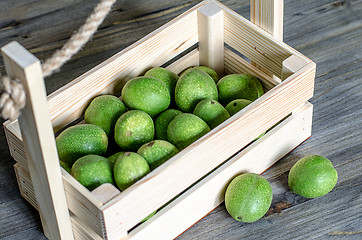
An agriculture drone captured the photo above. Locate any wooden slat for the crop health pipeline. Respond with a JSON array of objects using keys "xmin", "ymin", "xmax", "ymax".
[
  {"xmin": 165, "ymin": 49, "xmax": 199, "ymax": 74},
  {"xmin": 127, "ymin": 102, "xmax": 313, "ymax": 240},
  {"xmin": 46, "ymin": 1, "xmax": 206, "ymax": 133},
  {"xmin": 213, "ymin": 1, "xmax": 310, "ymax": 79},
  {"xmin": 61, "ymin": 169, "xmax": 105, "ymax": 237},
  {"xmin": 224, "ymin": 48, "xmax": 278, "ymax": 90},
  {"xmin": 250, "ymin": 0, "xmax": 284, "ymax": 41},
  {"xmin": 100, "ymin": 62, "xmax": 315, "ymax": 239},
  {"xmin": 1, "ymin": 41, "xmax": 74, "ymax": 240},
  {"xmin": 197, "ymin": 1, "xmax": 224, "ymax": 76}
]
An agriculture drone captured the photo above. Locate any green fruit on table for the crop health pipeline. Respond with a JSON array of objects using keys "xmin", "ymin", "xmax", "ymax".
[
  {"xmin": 84, "ymin": 95, "xmax": 127, "ymax": 135},
  {"xmin": 167, "ymin": 113, "xmax": 210, "ymax": 150},
  {"xmin": 113, "ymin": 152, "xmax": 150, "ymax": 191},
  {"xmin": 181, "ymin": 66, "xmax": 219, "ymax": 83},
  {"xmin": 154, "ymin": 109, "xmax": 183, "ymax": 140},
  {"xmin": 225, "ymin": 173, "xmax": 272, "ymax": 223},
  {"xmin": 56, "ymin": 124, "xmax": 108, "ymax": 166},
  {"xmin": 137, "ymin": 140, "xmax": 179, "ymax": 170},
  {"xmin": 193, "ymin": 99, "xmax": 230, "ymax": 129},
  {"xmin": 144, "ymin": 67, "xmax": 178, "ymax": 103},
  {"xmin": 288, "ymin": 155, "xmax": 338, "ymax": 198},
  {"xmin": 71, "ymin": 155, "xmax": 114, "ymax": 191},
  {"xmin": 107, "ymin": 151, "xmax": 125, "ymax": 168},
  {"xmin": 175, "ymin": 68, "xmax": 218, "ymax": 112},
  {"xmin": 225, "ymin": 99, "xmax": 252, "ymax": 116},
  {"xmin": 121, "ymin": 76, "xmax": 170, "ymax": 117},
  {"xmin": 217, "ymin": 74, "xmax": 264, "ymax": 106},
  {"xmin": 114, "ymin": 110, "xmax": 154, "ymax": 151}
]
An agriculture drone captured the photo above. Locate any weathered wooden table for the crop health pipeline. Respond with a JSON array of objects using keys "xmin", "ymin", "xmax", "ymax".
[{"xmin": 1, "ymin": 0, "xmax": 361, "ymax": 239}]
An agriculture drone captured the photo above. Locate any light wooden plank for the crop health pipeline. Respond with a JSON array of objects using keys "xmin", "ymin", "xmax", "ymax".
[
  {"xmin": 1, "ymin": 41, "xmax": 73, "ymax": 240},
  {"xmin": 250, "ymin": 0, "xmax": 284, "ymax": 41},
  {"xmin": 197, "ymin": 1, "xmax": 224, "ymax": 76},
  {"xmin": 46, "ymin": 1, "xmax": 207, "ymax": 133},
  {"xmin": 100, "ymin": 62, "xmax": 315, "ymax": 239},
  {"xmin": 91, "ymin": 183, "xmax": 121, "ymax": 205},
  {"xmin": 281, "ymin": 55, "xmax": 309, "ymax": 80},
  {"xmin": 127, "ymin": 102, "xmax": 313, "ymax": 240},
  {"xmin": 165, "ymin": 49, "xmax": 199, "ymax": 74},
  {"xmin": 212, "ymin": 1, "xmax": 310, "ymax": 79},
  {"xmin": 224, "ymin": 48, "xmax": 278, "ymax": 90}
]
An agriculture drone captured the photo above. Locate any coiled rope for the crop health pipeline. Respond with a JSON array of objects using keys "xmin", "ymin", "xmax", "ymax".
[{"xmin": 0, "ymin": 0, "xmax": 116, "ymax": 121}]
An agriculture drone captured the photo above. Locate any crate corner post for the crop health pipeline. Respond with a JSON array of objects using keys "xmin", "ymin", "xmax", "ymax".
[
  {"xmin": 197, "ymin": 1, "xmax": 224, "ymax": 76},
  {"xmin": 1, "ymin": 41, "xmax": 74, "ymax": 240}
]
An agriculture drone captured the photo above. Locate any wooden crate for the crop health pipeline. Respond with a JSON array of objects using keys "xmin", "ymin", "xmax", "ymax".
[{"xmin": 2, "ymin": 1, "xmax": 316, "ymax": 239}]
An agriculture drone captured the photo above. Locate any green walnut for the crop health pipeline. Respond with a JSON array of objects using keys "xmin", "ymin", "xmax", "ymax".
[
  {"xmin": 193, "ymin": 99, "xmax": 230, "ymax": 129},
  {"xmin": 56, "ymin": 124, "xmax": 108, "ymax": 166},
  {"xmin": 217, "ymin": 74, "xmax": 264, "ymax": 106},
  {"xmin": 114, "ymin": 110, "xmax": 154, "ymax": 151},
  {"xmin": 175, "ymin": 68, "xmax": 218, "ymax": 112},
  {"xmin": 288, "ymin": 155, "xmax": 338, "ymax": 198},
  {"xmin": 71, "ymin": 154, "xmax": 114, "ymax": 191},
  {"xmin": 167, "ymin": 113, "xmax": 210, "ymax": 150},
  {"xmin": 121, "ymin": 76, "xmax": 170, "ymax": 117},
  {"xmin": 84, "ymin": 95, "xmax": 126, "ymax": 135},
  {"xmin": 225, "ymin": 173, "xmax": 272, "ymax": 223},
  {"xmin": 113, "ymin": 152, "xmax": 150, "ymax": 191}
]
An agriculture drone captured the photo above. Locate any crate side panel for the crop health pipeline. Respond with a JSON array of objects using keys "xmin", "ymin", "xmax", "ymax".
[
  {"xmin": 14, "ymin": 164, "xmax": 103, "ymax": 240},
  {"xmin": 101, "ymin": 63, "xmax": 316, "ymax": 238},
  {"xmin": 224, "ymin": 48, "xmax": 278, "ymax": 90},
  {"xmin": 128, "ymin": 102, "xmax": 313, "ymax": 240},
  {"xmin": 10, "ymin": 137, "xmax": 104, "ymax": 236},
  {"xmin": 165, "ymin": 49, "xmax": 199, "ymax": 74},
  {"xmin": 217, "ymin": 1, "xmax": 310, "ymax": 79},
  {"xmin": 47, "ymin": 6, "xmax": 200, "ymax": 132}
]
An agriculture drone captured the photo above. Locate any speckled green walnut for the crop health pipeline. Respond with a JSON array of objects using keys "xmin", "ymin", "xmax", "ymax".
[
  {"xmin": 114, "ymin": 110, "xmax": 154, "ymax": 151},
  {"xmin": 71, "ymin": 155, "xmax": 114, "ymax": 191},
  {"xmin": 144, "ymin": 67, "xmax": 179, "ymax": 103},
  {"xmin": 193, "ymin": 99, "xmax": 230, "ymax": 129},
  {"xmin": 288, "ymin": 155, "xmax": 338, "ymax": 198},
  {"xmin": 217, "ymin": 74, "xmax": 264, "ymax": 106},
  {"xmin": 137, "ymin": 140, "xmax": 179, "ymax": 170},
  {"xmin": 121, "ymin": 76, "xmax": 170, "ymax": 117},
  {"xmin": 154, "ymin": 109, "xmax": 183, "ymax": 140},
  {"xmin": 225, "ymin": 173, "xmax": 272, "ymax": 223},
  {"xmin": 56, "ymin": 124, "xmax": 108, "ymax": 166},
  {"xmin": 113, "ymin": 152, "xmax": 150, "ymax": 191},
  {"xmin": 175, "ymin": 68, "xmax": 218, "ymax": 112},
  {"xmin": 167, "ymin": 113, "xmax": 210, "ymax": 150},
  {"xmin": 84, "ymin": 95, "xmax": 127, "ymax": 135},
  {"xmin": 225, "ymin": 99, "xmax": 252, "ymax": 116},
  {"xmin": 181, "ymin": 66, "xmax": 219, "ymax": 83}
]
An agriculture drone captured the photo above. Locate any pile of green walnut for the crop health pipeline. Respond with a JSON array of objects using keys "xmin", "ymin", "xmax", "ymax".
[{"xmin": 56, "ymin": 66, "xmax": 264, "ymax": 192}]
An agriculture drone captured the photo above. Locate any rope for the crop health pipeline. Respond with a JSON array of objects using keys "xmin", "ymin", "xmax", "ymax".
[{"xmin": 0, "ymin": 0, "xmax": 116, "ymax": 121}]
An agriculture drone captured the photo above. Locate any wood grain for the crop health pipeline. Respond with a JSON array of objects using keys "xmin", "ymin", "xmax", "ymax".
[
  {"xmin": 2, "ymin": 42, "xmax": 73, "ymax": 240},
  {"xmin": 0, "ymin": 0, "xmax": 361, "ymax": 240},
  {"xmin": 197, "ymin": 1, "xmax": 225, "ymax": 76}
]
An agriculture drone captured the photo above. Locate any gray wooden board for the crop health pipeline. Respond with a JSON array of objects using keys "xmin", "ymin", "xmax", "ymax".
[{"xmin": 0, "ymin": 0, "xmax": 361, "ymax": 239}]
